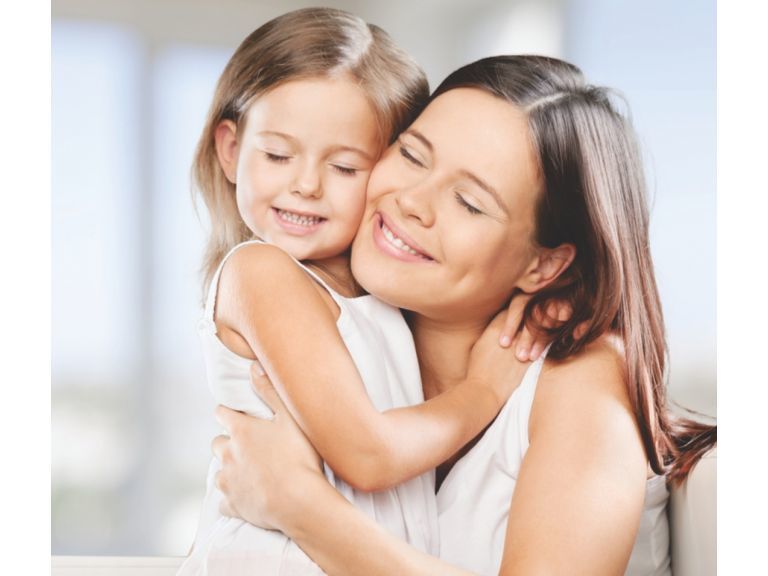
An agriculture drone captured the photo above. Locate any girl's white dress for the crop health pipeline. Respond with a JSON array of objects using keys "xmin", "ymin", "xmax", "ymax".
[
  {"xmin": 178, "ymin": 241, "xmax": 438, "ymax": 575},
  {"xmin": 436, "ymin": 350, "xmax": 672, "ymax": 576}
]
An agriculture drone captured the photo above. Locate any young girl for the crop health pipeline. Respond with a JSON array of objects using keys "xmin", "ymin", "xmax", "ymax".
[{"xmin": 178, "ymin": 8, "xmax": 530, "ymax": 575}]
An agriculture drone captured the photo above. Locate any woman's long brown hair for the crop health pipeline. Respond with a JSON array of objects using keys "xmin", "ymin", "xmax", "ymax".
[{"xmin": 432, "ymin": 55, "xmax": 715, "ymax": 483}]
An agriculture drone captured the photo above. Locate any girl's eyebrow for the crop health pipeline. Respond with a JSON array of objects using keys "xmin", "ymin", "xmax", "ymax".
[
  {"xmin": 257, "ymin": 130, "xmax": 297, "ymax": 143},
  {"xmin": 328, "ymin": 145, "xmax": 375, "ymax": 162}
]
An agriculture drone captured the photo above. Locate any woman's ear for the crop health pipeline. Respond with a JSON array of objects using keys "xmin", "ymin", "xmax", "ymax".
[
  {"xmin": 215, "ymin": 120, "xmax": 239, "ymax": 184},
  {"xmin": 516, "ymin": 243, "xmax": 576, "ymax": 293}
]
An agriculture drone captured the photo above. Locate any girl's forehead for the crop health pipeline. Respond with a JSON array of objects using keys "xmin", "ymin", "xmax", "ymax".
[{"xmin": 242, "ymin": 77, "xmax": 382, "ymax": 148}]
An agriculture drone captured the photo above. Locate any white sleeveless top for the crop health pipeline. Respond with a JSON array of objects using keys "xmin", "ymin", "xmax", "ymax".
[
  {"xmin": 178, "ymin": 241, "xmax": 439, "ymax": 576},
  {"xmin": 437, "ymin": 351, "xmax": 671, "ymax": 576}
]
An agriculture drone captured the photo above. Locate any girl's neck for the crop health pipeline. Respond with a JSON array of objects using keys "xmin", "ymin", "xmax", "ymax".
[
  {"xmin": 405, "ymin": 311, "xmax": 491, "ymax": 400},
  {"xmin": 304, "ymin": 251, "xmax": 365, "ymax": 298}
]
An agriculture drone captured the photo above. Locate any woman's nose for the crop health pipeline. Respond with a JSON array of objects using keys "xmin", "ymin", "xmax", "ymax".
[
  {"xmin": 291, "ymin": 162, "xmax": 322, "ymax": 199},
  {"xmin": 395, "ymin": 180, "xmax": 435, "ymax": 227}
]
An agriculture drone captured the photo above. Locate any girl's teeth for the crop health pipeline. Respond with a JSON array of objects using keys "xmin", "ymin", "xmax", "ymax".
[
  {"xmin": 382, "ymin": 223, "xmax": 421, "ymax": 256},
  {"xmin": 278, "ymin": 209, "xmax": 322, "ymax": 227}
]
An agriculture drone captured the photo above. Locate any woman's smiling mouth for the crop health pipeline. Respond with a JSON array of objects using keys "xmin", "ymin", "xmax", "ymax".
[{"xmin": 373, "ymin": 212, "xmax": 435, "ymax": 262}]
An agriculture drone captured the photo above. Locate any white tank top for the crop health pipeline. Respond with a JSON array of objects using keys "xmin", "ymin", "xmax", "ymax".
[
  {"xmin": 437, "ymin": 351, "xmax": 671, "ymax": 576},
  {"xmin": 178, "ymin": 241, "xmax": 439, "ymax": 575}
]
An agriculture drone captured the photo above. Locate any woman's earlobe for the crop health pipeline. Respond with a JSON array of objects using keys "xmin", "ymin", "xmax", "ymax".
[
  {"xmin": 215, "ymin": 120, "xmax": 239, "ymax": 184},
  {"xmin": 518, "ymin": 244, "xmax": 577, "ymax": 293}
]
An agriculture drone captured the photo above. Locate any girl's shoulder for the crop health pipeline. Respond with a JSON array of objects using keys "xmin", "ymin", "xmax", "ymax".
[
  {"xmin": 217, "ymin": 241, "xmax": 340, "ymax": 321},
  {"xmin": 221, "ymin": 242, "xmax": 318, "ymax": 292}
]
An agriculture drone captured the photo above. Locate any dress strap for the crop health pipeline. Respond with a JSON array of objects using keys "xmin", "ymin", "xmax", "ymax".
[
  {"xmin": 203, "ymin": 239, "xmax": 265, "ymax": 323},
  {"xmin": 203, "ymin": 239, "xmax": 343, "ymax": 324},
  {"xmin": 513, "ymin": 343, "xmax": 551, "ymax": 452}
]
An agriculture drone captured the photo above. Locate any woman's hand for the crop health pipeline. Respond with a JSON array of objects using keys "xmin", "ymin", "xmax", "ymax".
[{"xmin": 212, "ymin": 363, "xmax": 324, "ymax": 532}]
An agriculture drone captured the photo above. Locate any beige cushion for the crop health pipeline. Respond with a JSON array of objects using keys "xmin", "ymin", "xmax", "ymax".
[{"xmin": 669, "ymin": 446, "xmax": 717, "ymax": 576}]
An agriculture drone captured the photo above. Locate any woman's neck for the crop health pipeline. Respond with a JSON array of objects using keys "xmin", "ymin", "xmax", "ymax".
[
  {"xmin": 305, "ymin": 251, "xmax": 365, "ymax": 298},
  {"xmin": 405, "ymin": 311, "xmax": 491, "ymax": 400}
]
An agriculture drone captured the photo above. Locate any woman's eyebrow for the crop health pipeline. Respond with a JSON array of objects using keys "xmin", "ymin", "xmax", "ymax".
[
  {"xmin": 404, "ymin": 128, "xmax": 508, "ymax": 214},
  {"xmin": 403, "ymin": 129, "xmax": 433, "ymax": 152},
  {"xmin": 459, "ymin": 169, "xmax": 509, "ymax": 215}
]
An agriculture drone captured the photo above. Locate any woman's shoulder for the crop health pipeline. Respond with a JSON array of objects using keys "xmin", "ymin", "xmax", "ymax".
[
  {"xmin": 541, "ymin": 334, "xmax": 626, "ymax": 397},
  {"xmin": 530, "ymin": 334, "xmax": 639, "ymax": 446}
]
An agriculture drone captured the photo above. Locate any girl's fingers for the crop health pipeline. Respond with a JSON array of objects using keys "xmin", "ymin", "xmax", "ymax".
[
  {"xmin": 515, "ymin": 328, "xmax": 535, "ymax": 361},
  {"xmin": 529, "ymin": 341, "xmax": 545, "ymax": 361},
  {"xmin": 556, "ymin": 301, "xmax": 572, "ymax": 322},
  {"xmin": 499, "ymin": 309, "xmax": 519, "ymax": 348},
  {"xmin": 574, "ymin": 321, "xmax": 589, "ymax": 340},
  {"xmin": 499, "ymin": 294, "xmax": 531, "ymax": 347}
]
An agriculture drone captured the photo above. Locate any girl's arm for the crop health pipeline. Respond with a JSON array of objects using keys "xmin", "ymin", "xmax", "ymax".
[
  {"xmin": 215, "ymin": 243, "xmax": 526, "ymax": 491},
  {"xmin": 215, "ymin": 336, "xmax": 647, "ymax": 576},
  {"xmin": 213, "ymin": 386, "xmax": 472, "ymax": 576}
]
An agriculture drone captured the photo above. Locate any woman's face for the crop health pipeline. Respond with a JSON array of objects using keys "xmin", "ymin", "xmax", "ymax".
[{"xmin": 351, "ymin": 88, "xmax": 543, "ymax": 323}]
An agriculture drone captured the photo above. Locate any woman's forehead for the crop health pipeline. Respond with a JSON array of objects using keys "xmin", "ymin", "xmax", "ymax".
[{"xmin": 412, "ymin": 88, "xmax": 541, "ymax": 208}]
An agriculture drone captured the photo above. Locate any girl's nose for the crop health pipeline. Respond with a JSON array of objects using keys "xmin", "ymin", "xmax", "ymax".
[{"xmin": 291, "ymin": 162, "xmax": 322, "ymax": 199}]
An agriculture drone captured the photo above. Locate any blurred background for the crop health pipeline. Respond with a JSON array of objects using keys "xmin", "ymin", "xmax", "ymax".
[{"xmin": 52, "ymin": 0, "xmax": 716, "ymax": 557}]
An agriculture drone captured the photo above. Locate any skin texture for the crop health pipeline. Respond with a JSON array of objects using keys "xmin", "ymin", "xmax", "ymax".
[
  {"xmin": 214, "ymin": 88, "xmax": 648, "ymax": 575},
  {"xmin": 209, "ymin": 77, "xmax": 541, "ymax": 493}
]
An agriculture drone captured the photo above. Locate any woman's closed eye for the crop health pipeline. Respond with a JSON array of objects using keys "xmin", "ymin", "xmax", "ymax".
[
  {"xmin": 455, "ymin": 191, "xmax": 483, "ymax": 215},
  {"xmin": 398, "ymin": 144, "xmax": 425, "ymax": 168}
]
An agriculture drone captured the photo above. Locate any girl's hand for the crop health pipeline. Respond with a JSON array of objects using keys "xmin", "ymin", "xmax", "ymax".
[
  {"xmin": 212, "ymin": 363, "xmax": 324, "ymax": 531},
  {"xmin": 467, "ymin": 310, "xmax": 534, "ymax": 406},
  {"xmin": 498, "ymin": 295, "xmax": 576, "ymax": 360}
]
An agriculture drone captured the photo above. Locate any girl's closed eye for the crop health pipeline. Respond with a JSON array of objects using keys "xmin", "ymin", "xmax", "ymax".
[
  {"xmin": 330, "ymin": 164, "xmax": 359, "ymax": 176},
  {"xmin": 264, "ymin": 151, "xmax": 292, "ymax": 163},
  {"xmin": 454, "ymin": 191, "xmax": 483, "ymax": 215}
]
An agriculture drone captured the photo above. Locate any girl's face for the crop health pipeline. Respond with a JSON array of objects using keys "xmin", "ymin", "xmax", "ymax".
[
  {"xmin": 351, "ymin": 88, "xmax": 544, "ymax": 322},
  {"xmin": 218, "ymin": 76, "xmax": 382, "ymax": 261}
]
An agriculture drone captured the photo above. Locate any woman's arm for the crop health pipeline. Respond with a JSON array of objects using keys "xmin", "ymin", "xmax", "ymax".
[
  {"xmin": 498, "ymin": 338, "xmax": 647, "ymax": 574},
  {"xmin": 215, "ymin": 243, "xmax": 525, "ymax": 491},
  {"xmin": 214, "ymin": 381, "xmax": 472, "ymax": 576},
  {"xmin": 216, "ymin": 338, "xmax": 648, "ymax": 576}
]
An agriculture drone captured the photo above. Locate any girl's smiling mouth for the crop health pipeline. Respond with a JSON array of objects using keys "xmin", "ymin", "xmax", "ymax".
[{"xmin": 272, "ymin": 207, "xmax": 327, "ymax": 235}]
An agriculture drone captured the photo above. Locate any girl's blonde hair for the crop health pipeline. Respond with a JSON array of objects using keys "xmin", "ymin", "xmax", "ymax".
[{"xmin": 194, "ymin": 7, "xmax": 429, "ymax": 294}]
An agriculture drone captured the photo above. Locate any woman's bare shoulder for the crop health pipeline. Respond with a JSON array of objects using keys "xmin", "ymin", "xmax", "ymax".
[
  {"xmin": 531, "ymin": 334, "xmax": 639, "ymax": 444},
  {"xmin": 542, "ymin": 334, "xmax": 626, "ymax": 396}
]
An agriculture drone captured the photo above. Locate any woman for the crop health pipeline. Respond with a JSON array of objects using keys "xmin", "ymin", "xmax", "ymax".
[{"xmin": 213, "ymin": 55, "xmax": 716, "ymax": 575}]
